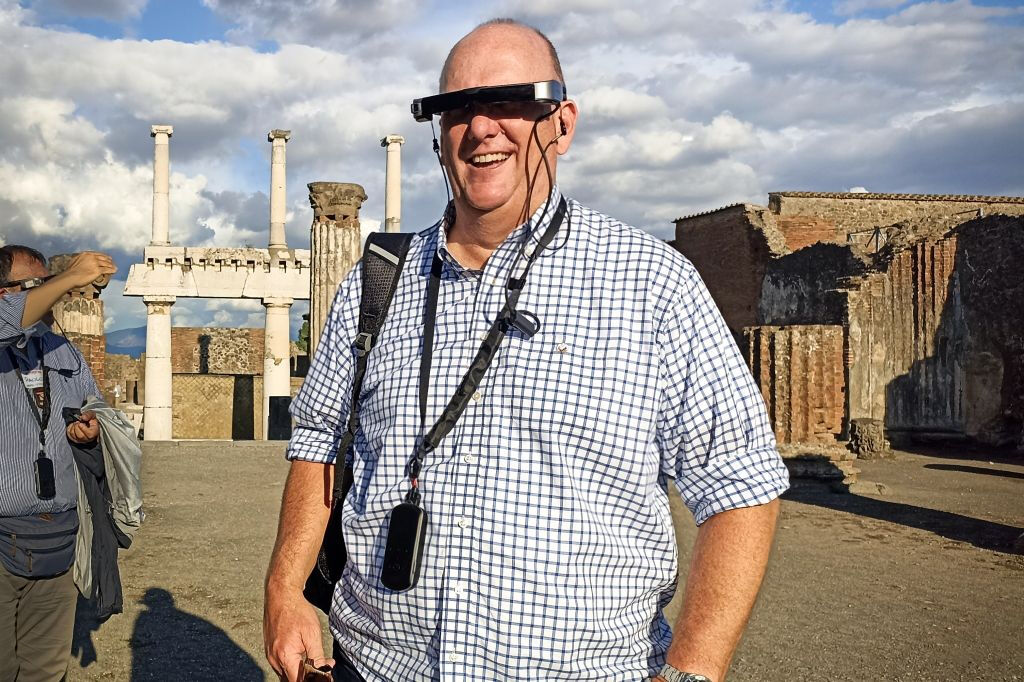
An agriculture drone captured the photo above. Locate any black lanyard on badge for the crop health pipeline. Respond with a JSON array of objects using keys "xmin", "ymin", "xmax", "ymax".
[
  {"xmin": 7, "ymin": 341, "xmax": 58, "ymax": 500},
  {"xmin": 380, "ymin": 198, "xmax": 568, "ymax": 592}
]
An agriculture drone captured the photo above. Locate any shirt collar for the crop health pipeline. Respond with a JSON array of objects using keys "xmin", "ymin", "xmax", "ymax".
[{"xmin": 435, "ymin": 185, "xmax": 564, "ymax": 276}]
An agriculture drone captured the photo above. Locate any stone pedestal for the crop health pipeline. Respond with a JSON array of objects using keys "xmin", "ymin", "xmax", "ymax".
[
  {"xmin": 150, "ymin": 125, "xmax": 173, "ymax": 246},
  {"xmin": 308, "ymin": 182, "xmax": 366, "ymax": 357},
  {"xmin": 262, "ymin": 296, "xmax": 293, "ymax": 439},
  {"xmin": 381, "ymin": 135, "xmax": 404, "ymax": 233},
  {"xmin": 143, "ymin": 295, "xmax": 175, "ymax": 440},
  {"xmin": 268, "ymin": 130, "xmax": 290, "ymax": 248}
]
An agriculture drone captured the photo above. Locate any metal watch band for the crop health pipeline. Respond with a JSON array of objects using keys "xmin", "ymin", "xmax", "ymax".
[{"xmin": 658, "ymin": 663, "xmax": 713, "ymax": 682}]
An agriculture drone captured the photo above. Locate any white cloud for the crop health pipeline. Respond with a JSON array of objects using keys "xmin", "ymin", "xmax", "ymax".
[
  {"xmin": 0, "ymin": 0, "xmax": 1021, "ymax": 332},
  {"xmin": 834, "ymin": 0, "xmax": 909, "ymax": 16}
]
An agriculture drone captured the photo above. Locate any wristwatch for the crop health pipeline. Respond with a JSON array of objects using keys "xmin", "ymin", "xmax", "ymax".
[{"xmin": 658, "ymin": 663, "xmax": 713, "ymax": 682}]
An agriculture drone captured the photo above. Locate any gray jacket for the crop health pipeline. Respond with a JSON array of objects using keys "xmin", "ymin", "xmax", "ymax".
[{"xmin": 73, "ymin": 395, "xmax": 145, "ymax": 597}]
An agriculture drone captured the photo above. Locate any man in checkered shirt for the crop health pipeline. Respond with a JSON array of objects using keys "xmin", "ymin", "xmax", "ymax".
[{"xmin": 265, "ymin": 19, "xmax": 789, "ymax": 682}]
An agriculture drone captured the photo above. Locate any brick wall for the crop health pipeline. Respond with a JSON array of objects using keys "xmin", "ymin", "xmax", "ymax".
[
  {"xmin": 171, "ymin": 327, "xmax": 263, "ymax": 375},
  {"xmin": 776, "ymin": 216, "xmax": 837, "ymax": 251},
  {"xmin": 673, "ymin": 205, "xmax": 788, "ymax": 334},
  {"xmin": 744, "ymin": 325, "xmax": 846, "ymax": 444},
  {"xmin": 769, "ymin": 193, "xmax": 1024, "ymax": 241},
  {"xmin": 62, "ymin": 331, "xmax": 106, "ymax": 391}
]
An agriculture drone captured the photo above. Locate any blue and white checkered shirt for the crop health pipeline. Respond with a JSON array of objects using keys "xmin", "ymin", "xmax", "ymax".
[{"xmin": 288, "ymin": 187, "xmax": 789, "ymax": 681}]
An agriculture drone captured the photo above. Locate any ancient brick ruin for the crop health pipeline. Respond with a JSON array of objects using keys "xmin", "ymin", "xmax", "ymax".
[{"xmin": 674, "ymin": 192, "xmax": 1024, "ymax": 470}]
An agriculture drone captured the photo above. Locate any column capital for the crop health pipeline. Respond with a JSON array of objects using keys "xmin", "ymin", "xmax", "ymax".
[
  {"xmin": 151, "ymin": 124, "xmax": 173, "ymax": 138},
  {"xmin": 308, "ymin": 182, "xmax": 367, "ymax": 219},
  {"xmin": 268, "ymin": 129, "xmax": 291, "ymax": 142},
  {"xmin": 263, "ymin": 296, "xmax": 294, "ymax": 308},
  {"xmin": 380, "ymin": 134, "xmax": 405, "ymax": 147}
]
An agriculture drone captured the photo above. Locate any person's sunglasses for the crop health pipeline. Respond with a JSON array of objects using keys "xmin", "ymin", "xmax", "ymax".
[{"xmin": 0, "ymin": 274, "xmax": 55, "ymax": 290}]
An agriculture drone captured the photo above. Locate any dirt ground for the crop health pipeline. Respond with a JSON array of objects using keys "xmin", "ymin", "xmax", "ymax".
[{"xmin": 67, "ymin": 442, "xmax": 1024, "ymax": 681}]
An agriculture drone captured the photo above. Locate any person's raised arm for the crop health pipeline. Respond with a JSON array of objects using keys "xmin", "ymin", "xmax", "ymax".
[
  {"xmin": 264, "ymin": 459, "xmax": 335, "ymax": 682},
  {"xmin": 19, "ymin": 252, "xmax": 116, "ymax": 328}
]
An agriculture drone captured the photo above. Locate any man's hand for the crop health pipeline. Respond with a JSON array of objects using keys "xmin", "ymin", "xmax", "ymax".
[
  {"xmin": 19, "ymin": 252, "xmax": 117, "ymax": 328},
  {"xmin": 263, "ymin": 461, "xmax": 336, "ymax": 681},
  {"xmin": 66, "ymin": 410, "xmax": 99, "ymax": 444},
  {"xmin": 58, "ymin": 252, "xmax": 117, "ymax": 289},
  {"xmin": 264, "ymin": 582, "xmax": 333, "ymax": 681}
]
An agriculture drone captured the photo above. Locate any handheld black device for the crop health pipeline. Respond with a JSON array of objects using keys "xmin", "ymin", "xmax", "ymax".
[
  {"xmin": 380, "ymin": 502, "xmax": 428, "ymax": 591},
  {"xmin": 35, "ymin": 454, "xmax": 56, "ymax": 500},
  {"xmin": 411, "ymin": 80, "xmax": 566, "ymax": 122}
]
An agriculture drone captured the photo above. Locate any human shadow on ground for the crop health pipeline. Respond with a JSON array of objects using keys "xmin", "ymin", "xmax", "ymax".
[
  {"xmin": 784, "ymin": 488, "xmax": 1022, "ymax": 553},
  {"xmin": 923, "ymin": 463, "xmax": 1024, "ymax": 480},
  {"xmin": 72, "ymin": 594, "xmax": 102, "ymax": 668},
  {"xmin": 129, "ymin": 587, "xmax": 264, "ymax": 681}
]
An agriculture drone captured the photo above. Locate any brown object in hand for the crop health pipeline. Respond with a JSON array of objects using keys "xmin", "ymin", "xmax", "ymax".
[{"xmin": 299, "ymin": 657, "xmax": 333, "ymax": 681}]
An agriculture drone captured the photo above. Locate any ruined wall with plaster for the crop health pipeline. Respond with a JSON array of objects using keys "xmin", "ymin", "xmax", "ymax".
[
  {"xmin": 673, "ymin": 204, "xmax": 788, "ymax": 334},
  {"xmin": 171, "ymin": 327, "xmax": 263, "ymax": 375},
  {"xmin": 744, "ymin": 325, "xmax": 846, "ymax": 444}
]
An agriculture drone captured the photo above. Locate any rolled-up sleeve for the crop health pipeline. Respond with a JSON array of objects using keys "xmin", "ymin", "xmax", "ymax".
[
  {"xmin": 286, "ymin": 268, "xmax": 361, "ymax": 464},
  {"xmin": 655, "ymin": 266, "xmax": 789, "ymax": 525},
  {"xmin": 0, "ymin": 292, "xmax": 32, "ymax": 350}
]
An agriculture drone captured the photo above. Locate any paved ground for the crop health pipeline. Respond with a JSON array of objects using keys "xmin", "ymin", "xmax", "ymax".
[{"xmin": 67, "ymin": 442, "xmax": 1024, "ymax": 681}]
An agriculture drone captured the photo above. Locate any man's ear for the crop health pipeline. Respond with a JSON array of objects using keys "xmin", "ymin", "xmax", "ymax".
[{"xmin": 555, "ymin": 100, "xmax": 578, "ymax": 155}]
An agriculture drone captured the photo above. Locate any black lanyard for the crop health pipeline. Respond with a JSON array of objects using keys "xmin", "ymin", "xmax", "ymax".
[
  {"xmin": 7, "ymin": 341, "xmax": 52, "ymax": 462},
  {"xmin": 406, "ymin": 197, "xmax": 568, "ymax": 503}
]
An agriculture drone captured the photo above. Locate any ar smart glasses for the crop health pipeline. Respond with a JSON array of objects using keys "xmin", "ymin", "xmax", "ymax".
[
  {"xmin": 411, "ymin": 80, "xmax": 567, "ymax": 122},
  {"xmin": 0, "ymin": 274, "xmax": 55, "ymax": 290}
]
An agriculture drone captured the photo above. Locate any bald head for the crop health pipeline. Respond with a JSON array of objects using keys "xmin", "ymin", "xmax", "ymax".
[{"xmin": 439, "ymin": 19, "xmax": 564, "ymax": 93}]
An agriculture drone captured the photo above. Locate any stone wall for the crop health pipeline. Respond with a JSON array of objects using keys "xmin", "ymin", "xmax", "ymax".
[
  {"xmin": 760, "ymin": 244, "xmax": 869, "ymax": 327},
  {"xmin": 171, "ymin": 327, "xmax": 263, "ymax": 375},
  {"xmin": 768, "ymin": 192, "xmax": 1024, "ymax": 242},
  {"xmin": 744, "ymin": 325, "xmax": 846, "ymax": 444},
  {"xmin": 673, "ymin": 204, "xmax": 788, "ymax": 333},
  {"xmin": 105, "ymin": 353, "xmax": 142, "ymax": 405}
]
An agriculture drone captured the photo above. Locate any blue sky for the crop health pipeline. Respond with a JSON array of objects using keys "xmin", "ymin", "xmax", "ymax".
[{"xmin": 2, "ymin": 0, "xmax": 1022, "ymax": 334}]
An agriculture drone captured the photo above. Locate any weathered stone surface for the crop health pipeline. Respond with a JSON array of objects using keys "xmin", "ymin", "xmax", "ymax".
[
  {"xmin": 308, "ymin": 182, "xmax": 366, "ymax": 357},
  {"xmin": 745, "ymin": 325, "xmax": 845, "ymax": 444},
  {"xmin": 675, "ymin": 192, "xmax": 1024, "ymax": 454},
  {"xmin": 849, "ymin": 418, "xmax": 891, "ymax": 459}
]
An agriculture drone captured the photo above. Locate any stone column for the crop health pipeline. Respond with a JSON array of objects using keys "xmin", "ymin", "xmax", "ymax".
[
  {"xmin": 150, "ymin": 125, "xmax": 173, "ymax": 246},
  {"xmin": 308, "ymin": 182, "xmax": 367, "ymax": 357},
  {"xmin": 268, "ymin": 129, "xmax": 291, "ymax": 249},
  {"xmin": 381, "ymin": 135, "xmax": 404, "ymax": 233},
  {"xmin": 261, "ymin": 296, "xmax": 293, "ymax": 439},
  {"xmin": 142, "ymin": 295, "xmax": 175, "ymax": 440},
  {"xmin": 47, "ymin": 254, "xmax": 110, "ymax": 392}
]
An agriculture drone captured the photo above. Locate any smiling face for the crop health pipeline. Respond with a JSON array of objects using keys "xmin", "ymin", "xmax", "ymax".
[{"xmin": 439, "ymin": 24, "xmax": 576, "ymax": 229}]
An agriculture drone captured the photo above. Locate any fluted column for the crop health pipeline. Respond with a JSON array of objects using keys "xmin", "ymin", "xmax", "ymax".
[
  {"xmin": 268, "ymin": 129, "xmax": 291, "ymax": 249},
  {"xmin": 262, "ymin": 296, "xmax": 293, "ymax": 439},
  {"xmin": 143, "ymin": 295, "xmax": 175, "ymax": 440},
  {"xmin": 308, "ymin": 182, "xmax": 367, "ymax": 357},
  {"xmin": 150, "ymin": 125, "xmax": 173, "ymax": 246},
  {"xmin": 381, "ymin": 135, "xmax": 404, "ymax": 233}
]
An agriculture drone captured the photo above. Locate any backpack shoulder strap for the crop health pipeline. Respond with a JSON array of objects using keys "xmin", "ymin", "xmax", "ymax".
[{"xmin": 333, "ymin": 232, "xmax": 414, "ymax": 496}]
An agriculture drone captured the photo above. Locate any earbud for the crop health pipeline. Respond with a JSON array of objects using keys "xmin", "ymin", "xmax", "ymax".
[{"xmin": 560, "ymin": 119, "xmax": 567, "ymax": 136}]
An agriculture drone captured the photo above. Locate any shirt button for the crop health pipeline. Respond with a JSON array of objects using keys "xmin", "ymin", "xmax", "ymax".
[
  {"xmin": 556, "ymin": 342, "xmax": 568, "ymax": 353},
  {"xmin": 472, "ymin": 391, "xmax": 482, "ymax": 402},
  {"xmin": 447, "ymin": 652, "xmax": 462, "ymax": 663},
  {"xmin": 457, "ymin": 517, "xmax": 471, "ymax": 529},
  {"xmin": 463, "ymin": 453, "xmax": 477, "ymax": 465},
  {"xmin": 452, "ymin": 581, "xmax": 467, "ymax": 596},
  {"xmin": 478, "ymin": 331, "xmax": 488, "ymax": 342}
]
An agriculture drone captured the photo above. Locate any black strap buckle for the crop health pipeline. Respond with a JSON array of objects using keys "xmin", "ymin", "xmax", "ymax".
[{"xmin": 353, "ymin": 332, "xmax": 374, "ymax": 356}]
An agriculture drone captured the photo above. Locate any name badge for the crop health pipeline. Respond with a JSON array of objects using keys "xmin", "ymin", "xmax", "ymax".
[{"xmin": 21, "ymin": 369, "xmax": 44, "ymax": 391}]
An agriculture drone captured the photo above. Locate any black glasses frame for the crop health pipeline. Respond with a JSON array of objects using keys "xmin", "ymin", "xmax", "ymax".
[{"xmin": 411, "ymin": 81, "xmax": 566, "ymax": 122}]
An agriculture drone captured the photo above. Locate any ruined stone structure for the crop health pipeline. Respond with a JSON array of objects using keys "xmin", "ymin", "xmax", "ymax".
[
  {"xmin": 47, "ymin": 254, "xmax": 109, "ymax": 393},
  {"xmin": 124, "ymin": 126, "xmax": 311, "ymax": 440},
  {"xmin": 308, "ymin": 181, "xmax": 366, "ymax": 356},
  {"xmin": 675, "ymin": 192, "xmax": 1024, "ymax": 453}
]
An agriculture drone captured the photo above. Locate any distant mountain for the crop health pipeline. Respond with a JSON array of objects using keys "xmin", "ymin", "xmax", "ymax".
[{"xmin": 106, "ymin": 326, "xmax": 146, "ymax": 358}]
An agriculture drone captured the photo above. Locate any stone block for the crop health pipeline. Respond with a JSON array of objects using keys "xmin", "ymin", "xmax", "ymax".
[{"xmin": 849, "ymin": 418, "xmax": 891, "ymax": 459}]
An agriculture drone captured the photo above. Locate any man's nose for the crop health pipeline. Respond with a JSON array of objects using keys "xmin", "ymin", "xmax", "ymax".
[{"xmin": 466, "ymin": 105, "xmax": 502, "ymax": 140}]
